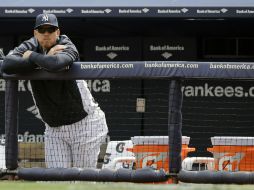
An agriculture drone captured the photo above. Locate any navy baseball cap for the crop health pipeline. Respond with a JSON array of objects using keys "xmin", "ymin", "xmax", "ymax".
[{"xmin": 34, "ymin": 14, "xmax": 59, "ymax": 29}]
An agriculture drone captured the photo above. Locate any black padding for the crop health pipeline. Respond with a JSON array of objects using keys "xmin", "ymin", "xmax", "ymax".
[
  {"xmin": 17, "ymin": 167, "xmax": 168, "ymax": 182},
  {"xmin": 178, "ymin": 170, "xmax": 254, "ymax": 184}
]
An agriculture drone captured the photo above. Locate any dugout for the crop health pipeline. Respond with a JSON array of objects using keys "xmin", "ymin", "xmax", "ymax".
[{"xmin": 1, "ymin": 0, "xmax": 254, "ymax": 155}]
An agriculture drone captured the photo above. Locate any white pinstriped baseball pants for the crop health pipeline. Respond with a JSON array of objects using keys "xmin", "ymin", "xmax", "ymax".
[{"xmin": 44, "ymin": 108, "xmax": 108, "ymax": 168}]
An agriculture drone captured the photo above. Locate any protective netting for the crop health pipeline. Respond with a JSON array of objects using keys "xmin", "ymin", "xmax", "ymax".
[
  {"xmin": 1, "ymin": 79, "xmax": 177, "ymax": 171},
  {"xmin": 1, "ymin": 61, "xmax": 254, "ymax": 183},
  {"xmin": 2, "ymin": 79, "xmax": 254, "ymax": 171}
]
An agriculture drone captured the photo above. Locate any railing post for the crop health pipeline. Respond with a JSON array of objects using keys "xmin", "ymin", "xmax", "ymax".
[
  {"xmin": 168, "ymin": 79, "xmax": 183, "ymax": 183},
  {"xmin": 5, "ymin": 79, "xmax": 19, "ymax": 170}
]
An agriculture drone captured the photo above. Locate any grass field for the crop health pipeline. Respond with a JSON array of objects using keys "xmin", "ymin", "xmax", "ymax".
[{"xmin": 0, "ymin": 181, "xmax": 254, "ymax": 190}]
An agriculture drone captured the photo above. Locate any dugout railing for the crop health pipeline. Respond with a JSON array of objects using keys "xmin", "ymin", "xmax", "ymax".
[{"xmin": 1, "ymin": 60, "xmax": 254, "ymax": 184}]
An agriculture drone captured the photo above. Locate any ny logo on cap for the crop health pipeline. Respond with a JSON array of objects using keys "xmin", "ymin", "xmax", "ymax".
[{"xmin": 42, "ymin": 14, "xmax": 49, "ymax": 22}]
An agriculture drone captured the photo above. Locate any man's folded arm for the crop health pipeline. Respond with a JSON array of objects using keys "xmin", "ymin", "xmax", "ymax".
[
  {"xmin": 1, "ymin": 55, "xmax": 37, "ymax": 74},
  {"xmin": 29, "ymin": 52, "xmax": 73, "ymax": 72}
]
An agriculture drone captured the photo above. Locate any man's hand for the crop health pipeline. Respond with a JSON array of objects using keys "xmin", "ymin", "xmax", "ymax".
[
  {"xmin": 47, "ymin": 45, "xmax": 66, "ymax": 55},
  {"xmin": 23, "ymin": 50, "xmax": 33, "ymax": 59}
]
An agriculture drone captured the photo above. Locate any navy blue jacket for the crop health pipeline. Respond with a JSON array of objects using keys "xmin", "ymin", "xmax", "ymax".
[{"xmin": 1, "ymin": 35, "xmax": 87, "ymax": 127}]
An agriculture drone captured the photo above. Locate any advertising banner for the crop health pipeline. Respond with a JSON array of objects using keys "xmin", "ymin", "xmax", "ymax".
[
  {"xmin": 143, "ymin": 38, "xmax": 197, "ymax": 61},
  {"xmin": 1, "ymin": 5, "xmax": 254, "ymax": 18},
  {"xmin": 84, "ymin": 38, "xmax": 142, "ymax": 61}
]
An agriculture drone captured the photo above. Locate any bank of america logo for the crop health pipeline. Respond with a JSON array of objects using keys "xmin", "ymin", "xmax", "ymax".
[
  {"xmin": 107, "ymin": 52, "xmax": 118, "ymax": 59},
  {"xmin": 104, "ymin": 9, "xmax": 112, "ymax": 13},
  {"xmin": 27, "ymin": 105, "xmax": 41, "ymax": 119},
  {"xmin": 28, "ymin": 8, "xmax": 35, "ymax": 13},
  {"xmin": 181, "ymin": 8, "xmax": 188, "ymax": 13},
  {"xmin": 161, "ymin": 52, "xmax": 173, "ymax": 59},
  {"xmin": 221, "ymin": 8, "xmax": 228, "ymax": 13},
  {"xmin": 66, "ymin": 8, "xmax": 74, "ymax": 13},
  {"xmin": 142, "ymin": 8, "xmax": 149, "ymax": 13}
]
